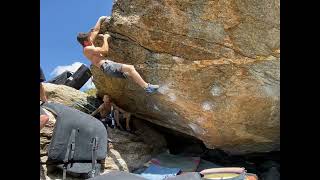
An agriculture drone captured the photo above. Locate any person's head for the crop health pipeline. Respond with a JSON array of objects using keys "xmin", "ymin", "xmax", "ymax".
[
  {"xmin": 103, "ymin": 94, "xmax": 111, "ymax": 103},
  {"xmin": 77, "ymin": 32, "xmax": 92, "ymax": 47}
]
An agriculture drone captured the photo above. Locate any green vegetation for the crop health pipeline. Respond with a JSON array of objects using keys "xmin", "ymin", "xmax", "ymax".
[{"xmin": 84, "ymin": 88, "xmax": 97, "ymax": 97}]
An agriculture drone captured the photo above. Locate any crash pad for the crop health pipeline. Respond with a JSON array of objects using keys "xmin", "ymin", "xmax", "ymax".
[
  {"xmin": 166, "ymin": 172, "xmax": 202, "ymax": 180},
  {"xmin": 196, "ymin": 159, "xmax": 222, "ymax": 172},
  {"xmin": 88, "ymin": 171, "xmax": 147, "ymax": 180},
  {"xmin": 203, "ymin": 173, "xmax": 246, "ymax": 180},
  {"xmin": 150, "ymin": 152, "xmax": 200, "ymax": 172},
  {"xmin": 140, "ymin": 164, "xmax": 181, "ymax": 180}
]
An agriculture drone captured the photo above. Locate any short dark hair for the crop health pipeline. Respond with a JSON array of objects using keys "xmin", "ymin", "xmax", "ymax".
[
  {"xmin": 103, "ymin": 94, "xmax": 112, "ymax": 103},
  {"xmin": 77, "ymin": 32, "xmax": 90, "ymax": 47}
]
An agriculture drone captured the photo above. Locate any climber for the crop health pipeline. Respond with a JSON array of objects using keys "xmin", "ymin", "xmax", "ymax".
[
  {"xmin": 91, "ymin": 94, "xmax": 132, "ymax": 131},
  {"xmin": 76, "ymin": 16, "xmax": 159, "ymax": 93},
  {"xmin": 40, "ymin": 67, "xmax": 49, "ymax": 130}
]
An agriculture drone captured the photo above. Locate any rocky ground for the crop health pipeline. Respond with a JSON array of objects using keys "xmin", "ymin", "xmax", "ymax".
[
  {"xmin": 40, "ymin": 84, "xmax": 167, "ymax": 180},
  {"xmin": 41, "ymin": 123, "xmax": 167, "ymax": 180}
]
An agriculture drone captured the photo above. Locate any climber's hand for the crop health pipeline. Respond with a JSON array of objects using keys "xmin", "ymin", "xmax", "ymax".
[
  {"xmin": 98, "ymin": 33, "xmax": 110, "ymax": 40},
  {"xmin": 99, "ymin": 16, "xmax": 108, "ymax": 22},
  {"xmin": 104, "ymin": 34, "xmax": 111, "ymax": 38}
]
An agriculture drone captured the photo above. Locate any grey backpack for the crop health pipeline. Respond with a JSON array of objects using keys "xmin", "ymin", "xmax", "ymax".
[{"xmin": 42, "ymin": 102, "xmax": 108, "ymax": 179}]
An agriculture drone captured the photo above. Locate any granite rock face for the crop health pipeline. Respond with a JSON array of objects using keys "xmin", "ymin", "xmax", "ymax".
[
  {"xmin": 43, "ymin": 83, "xmax": 100, "ymax": 113},
  {"xmin": 92, "ymin": 0, "xmax": 280, "ymax": 154}
]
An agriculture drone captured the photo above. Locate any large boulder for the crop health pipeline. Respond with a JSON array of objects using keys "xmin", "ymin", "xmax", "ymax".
[{"xmin": 91, "ymin": 0, "xmax": 280, "ymax": 154}]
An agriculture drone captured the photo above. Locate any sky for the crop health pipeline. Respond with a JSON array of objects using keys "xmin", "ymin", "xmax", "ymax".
[{"xmin": 40, "ymin": 0, "xmax": 113, "ymax": 90}]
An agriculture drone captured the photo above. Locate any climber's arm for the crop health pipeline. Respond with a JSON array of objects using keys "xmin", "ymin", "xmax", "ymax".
[
  {"xmin": 91, "ymin": 105, "xmax": 102, "ymax": 116},
  {"xmin": 89, "ymin": 16, "xmax": 107, "ymax": 42},
  {"xmin": 88, "ymin": 34, "xmax": 110, "ymax": 55},
  {"xmin": 100, "ymin": 34, "xmax": 110, "ymax": 55},
  {"xmin": 84, "ymin": 41, "xmax": 109, "ymax": 56},
  {"xmin": 112, "ymin": 103, "xmax": 126, "ymax": 114}
]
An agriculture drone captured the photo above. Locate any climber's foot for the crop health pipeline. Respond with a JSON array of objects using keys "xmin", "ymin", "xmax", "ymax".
[
  {"xmin": 145, "ymin": 83, "xmax": 159, "ymax": 94},
  {"xmin": 117, "ymin": 125, "xmax": 125, "ymax": 131},
  {"xmin": 126, "ymin": 127, "xmax": 132, "ymax": 132}
]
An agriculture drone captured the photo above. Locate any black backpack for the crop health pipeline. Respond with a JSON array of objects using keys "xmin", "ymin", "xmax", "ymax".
[{"xmin": 42, "ymin": 102, "xmax": 108, "ymax": 179}]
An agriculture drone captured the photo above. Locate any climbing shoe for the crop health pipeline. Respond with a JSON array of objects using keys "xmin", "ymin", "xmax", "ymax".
[{"xmin": 145, "ymin": 83, "xmax": 159, "ymax": 93}]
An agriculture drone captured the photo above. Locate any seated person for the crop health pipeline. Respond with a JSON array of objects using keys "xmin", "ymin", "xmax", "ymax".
[{"xmin": 91, "ymin": 94, "xmax": 132, "ymax": 131}]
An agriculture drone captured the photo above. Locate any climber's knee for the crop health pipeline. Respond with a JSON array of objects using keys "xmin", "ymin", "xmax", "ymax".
[{"xmin": 122, "ymin": 64, "xmax": 135, "ymax": 75}]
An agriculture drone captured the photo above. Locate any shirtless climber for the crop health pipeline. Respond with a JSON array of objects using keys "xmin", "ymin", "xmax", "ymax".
[
  {"xmin": 77, "ymin": 16, "xmax": 159, "ymax": 93},
  {"xmin": 91, "ymin": 94, "xmax": 132, "ymax": 131}
]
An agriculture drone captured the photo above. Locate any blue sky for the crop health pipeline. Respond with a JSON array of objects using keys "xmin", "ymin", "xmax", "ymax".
[{"xmin": 40, "ymin": 0, "xmax": 113, "ymax": 90}]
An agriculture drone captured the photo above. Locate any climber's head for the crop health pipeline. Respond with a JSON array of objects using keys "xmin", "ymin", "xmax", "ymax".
[
  {"xmin": 77, "ymin": 32, "xmax": 92, "ymax": 47},
  {"xmin": 103, "ymin": 94, "xmax": 111, "ymax": 103}
]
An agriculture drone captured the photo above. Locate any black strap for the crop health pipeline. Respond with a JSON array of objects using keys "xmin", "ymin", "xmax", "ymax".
[
  {"xmin": 62, "ymin": 129, "xmax": 76, "ymax": 180},
  {"xmin": 69, "ymin": 129, "xmax": 77, "ymax": 163},
  {"xmin": 90, "ymin": 137, "xmax": 99, "ymax": 178},
  {"xmin": 110, "ymin": 106, "xmax": 115, "ymax": 126}
]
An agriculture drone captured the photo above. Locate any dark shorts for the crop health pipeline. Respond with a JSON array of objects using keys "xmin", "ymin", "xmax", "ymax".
[{"xmin": 100, "ymin": 60, "xmax": 127, "ymax": 79}]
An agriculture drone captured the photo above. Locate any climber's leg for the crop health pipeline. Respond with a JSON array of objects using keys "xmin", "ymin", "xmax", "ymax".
[
  {"xmin": 121, "ymin": 64, "xmax": 159, "ymax": 93},
  {"xmin": 100, "ymin": 60, "xmax": 159, "ymax": 93},
  {"xmin": 121, "ymin": 64, "xmax": 148, "ymax": 88},
  {"xmin": 125, "ymin": 112, "xmax": 131, "ymax": 131},
  {"xmin": 114, "ymin": 109, "xmax": 124, "ymax": 130}
]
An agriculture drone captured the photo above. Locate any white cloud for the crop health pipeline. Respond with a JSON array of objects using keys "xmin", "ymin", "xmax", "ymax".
[{"xmin": 51, "ymin": 62, "xmax": 96, "ymax": 91}]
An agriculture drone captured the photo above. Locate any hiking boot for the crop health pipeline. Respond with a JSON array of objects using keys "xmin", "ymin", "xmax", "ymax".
[{"xmin": 145, "ymin": 83, "xmax": 159, "ymax": 93}]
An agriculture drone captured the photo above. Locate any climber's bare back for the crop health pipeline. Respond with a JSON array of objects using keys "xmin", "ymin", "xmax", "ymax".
[{"xmin": 83, "ymin": 46, "xmax": 106, "ymax": 68}]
